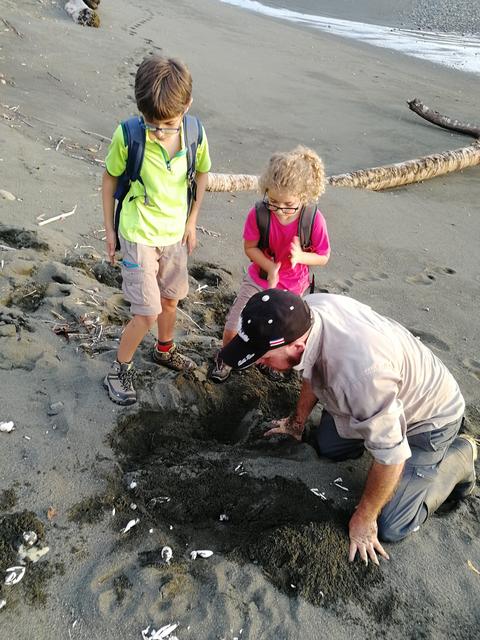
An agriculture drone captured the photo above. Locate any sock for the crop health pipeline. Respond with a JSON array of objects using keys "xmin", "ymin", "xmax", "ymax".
[
  {"xmin": 156, "ymin": 340, "xmax": 174, "ymax": 353},
  {"xmin": 116, "ymin": 360, "xmax": 133, "ymax": 368}
]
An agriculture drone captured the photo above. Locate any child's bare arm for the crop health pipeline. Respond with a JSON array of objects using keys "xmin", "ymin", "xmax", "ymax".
[
  {"xmin": 102, "ymin": 170, "xmax": 118, "ymax": 265},
  {"xmin": 290, "ymin": 236, "xmax": 330, "ymax": 269},
  {"xmin": 244, "ymin": 239, "xmax": 280, "ymax": 288},
  {"xmin": 183, "ymin": 171, "xmax": 209, "ymax": 254}
]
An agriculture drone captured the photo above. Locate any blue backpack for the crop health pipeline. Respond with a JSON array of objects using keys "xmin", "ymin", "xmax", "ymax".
[{"xmin": 113, "ymin": 114, "xmax": 203, "ymax": 249}]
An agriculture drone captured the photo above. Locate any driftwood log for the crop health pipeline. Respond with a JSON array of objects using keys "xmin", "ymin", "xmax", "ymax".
[
  {"xmin": 207, "ymin": 142, "xmax": 480, "ymax": 192},
  {"xmin": 407, "ymin": 98, "xmax": 480, "ymax": 139},
  {"xmin": 206, "ymin": 99, "xmax": 480, "ymax": 193}
]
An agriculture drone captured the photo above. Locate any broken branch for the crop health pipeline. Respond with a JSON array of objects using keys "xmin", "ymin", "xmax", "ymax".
[
  {"xmin": 408, "ymin": 98, "xmax": 480, "ymax": 139},
  {"xmin": 38, "ymin": 205, "xmax": 77, "ymax": 226}
]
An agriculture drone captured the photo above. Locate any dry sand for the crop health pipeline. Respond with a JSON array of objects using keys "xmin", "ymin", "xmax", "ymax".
[{"xmin": 0, "ymin": 0, "xmax": 479, "ymax": 638}]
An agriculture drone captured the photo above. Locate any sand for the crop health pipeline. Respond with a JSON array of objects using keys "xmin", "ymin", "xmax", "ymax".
[{"xmin": 0, "ymin": 0, "xmax": 479, "ymax": 638}]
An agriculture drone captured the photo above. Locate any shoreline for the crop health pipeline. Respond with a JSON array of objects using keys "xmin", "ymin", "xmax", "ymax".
[{"xmin": 219, "ymin": 0, "xmax": 480, "ymax": 74}]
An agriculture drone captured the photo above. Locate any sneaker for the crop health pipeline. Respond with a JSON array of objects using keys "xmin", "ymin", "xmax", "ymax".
[
  {"xmin": 103, "ymin": 361, "xmax": 137, "ymax": 405},
  {"xmin": 452, "ymin": 434, "xmax": 478, "ymax": 498},
  {"xmin": 152, "ymin": 343, "xmax": 196, "ymax": 372},
  {"xmin": 210, "ymin": 352, "xmax": 232, "ymax": 383},
  {"xmin": 256, "ymin": 363, "xmax": 285, "ymax": 383}
]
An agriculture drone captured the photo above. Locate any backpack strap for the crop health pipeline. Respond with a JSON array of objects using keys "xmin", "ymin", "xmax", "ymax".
[
  {"xmin": 183, "ymin": 114, "xmax": 203, "ymax": 215},
  {"xmin": 298, "ymin": 203, "xmax": 317, "ymax": 251},
  {"xmin": 254, "ymin": 201, "xmax": 271, "ymax": 252},
  {"xmin": 254, "ymin": 201, "xmax": 273, "ymax": 281},
  {"xmin": 298, "ymin": 203, "xmax": 318, "ymax": 294},
  {"xmin": 120, "ymin": 116, "xmax": 148, "ymax": 204}
]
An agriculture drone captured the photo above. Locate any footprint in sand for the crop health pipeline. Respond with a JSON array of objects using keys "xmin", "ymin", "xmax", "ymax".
[
  {"xmin": 127, "ymin": 7, "xmax": 154, "ymax": 36},
  {"xmin": 329, "ymin": 279, "xmax": 354, "ymax": 293},
  {"xmin": 462, "ymin": 358, "xmax": 480, "ymax": 381},
  {"xmin": 406, "ymin": 265, "xmax": 456, "ymax": 286},
  {"xmin": 352, "ymin": 271, "xmax": 389, "ymax": 283},
  {"xmin": 408, "ymin": 329, "xmax": 450, "ymax": 352}
]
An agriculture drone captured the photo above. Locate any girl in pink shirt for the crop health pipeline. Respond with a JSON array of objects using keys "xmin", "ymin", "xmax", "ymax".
[{"xmin": 211, "ymin": 146, "xmax": 330, "ymax": 382}]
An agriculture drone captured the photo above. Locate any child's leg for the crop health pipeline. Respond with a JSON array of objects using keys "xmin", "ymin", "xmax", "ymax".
[
  {"xmin": 104, "ymin": 238, "xmax": 162, "ymax": 405},
  {"xmin": 222, "ymin": 327, "xmax": 236, "ymax": 348},
  {"xmin": 117, "ymin": 314, "xmax": 157, "ymax": 363},
  {"xmin": 210, "ymin": 276, "xmax": 263, "ymax": 382},
  {"xmin": 156, "ymin": 297, "xmax": 179, "ymax": 343},
  {"xmin": 151, "ymin": 242, "xmax": 195, "ymax": 371},
  {"xmin": 222, "ymin": 275, "xmax": 263, "ymax": 346}
]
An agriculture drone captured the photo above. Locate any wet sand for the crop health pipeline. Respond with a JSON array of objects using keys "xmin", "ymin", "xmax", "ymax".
[{"xmin": 0, "ymin": 0, "xmax": 479, "ymax": 638}]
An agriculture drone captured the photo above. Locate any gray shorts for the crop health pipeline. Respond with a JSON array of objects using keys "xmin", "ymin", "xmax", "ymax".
[
  {"xmin": 224, "ymin": 274, "xmax": 264, "ymax": 332},
  {"xmin": 119, "ymin": 235, "xmax": 189, "ymax": 316}
]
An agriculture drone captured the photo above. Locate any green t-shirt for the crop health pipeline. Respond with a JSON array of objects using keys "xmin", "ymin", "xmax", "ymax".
[{"xmin": 105, "ymin": 120, "xmax": 211, "ymax": 247}]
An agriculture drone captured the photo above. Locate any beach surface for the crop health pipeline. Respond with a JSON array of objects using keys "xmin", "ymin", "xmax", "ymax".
[{"xmin": 0, "ymin": 1, "xmax": 479, "ymax": 639}]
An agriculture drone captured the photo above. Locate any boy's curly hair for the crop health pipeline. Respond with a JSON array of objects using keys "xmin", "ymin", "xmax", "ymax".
[
  {"xmin": 259, "ymin": 146, "xmax": 326, "ymax": 203},
  {"xmin": 135, "ymin": 55, "xmax": 192, "ymax": 121}
]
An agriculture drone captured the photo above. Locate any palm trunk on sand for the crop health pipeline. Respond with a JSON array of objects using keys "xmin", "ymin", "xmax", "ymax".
[
  {"xmin": 206, "ymin": 100, "xmax": 480, "ymax": 193},
  {"xmin": 207, "ymin": 142, "xmax": 480, "ymax": 193}
]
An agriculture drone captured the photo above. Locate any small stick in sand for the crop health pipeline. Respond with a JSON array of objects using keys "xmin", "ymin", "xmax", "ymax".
[
  {"xmin": 1, "ymin": 18, "xmax": 23, "ymax": 38},
  {"xmin": 38, "ymin": 204, "xmax": 77, "ymax": 226},
  {"xmin": 20, "ymin": 289, "xmax": 38, "ymax": 300},
  {"xmin": 176, "ymin": 307, "xmax": 204, "ymax": 332},
  {"xmin": 80, "ymin": 129, "xmax": 112, "ymax": 142},
  {"xmin": 196, "ymin": 225, "xmax": 221, "ymax": 237},
  {"xmin": 47, "ymin": 71, "xmax": 61, "ymax": 82},
  {"xmin": 0, "ymin": 244, "xmax": 17, "ymax": 251},
  {"xmin": 55, "ymin": 137, "xmax": 66, "ymax": 151}
]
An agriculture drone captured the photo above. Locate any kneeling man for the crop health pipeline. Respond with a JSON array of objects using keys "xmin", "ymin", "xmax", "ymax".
[{"xmin": 220, "ymin": 289, "xmax": 477, "ymax": 565}]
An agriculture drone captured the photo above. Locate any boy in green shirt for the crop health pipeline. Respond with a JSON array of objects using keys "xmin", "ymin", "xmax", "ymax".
[{"xmin": 102, "ymin": 55, "xmax": 211, "ymax": 405}]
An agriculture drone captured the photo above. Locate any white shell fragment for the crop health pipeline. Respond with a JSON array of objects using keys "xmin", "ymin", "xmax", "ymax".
[
  {"xmin": 310, "ymin": 488, "xmax": 327, "ymax": 500},
  {"xmin": 148, "ymin": 496, "xmax": 171, "ymax": 508},
  {"xmin": 0, "ymin": 189, "xmax": 16, "ymax": 201},
  {"xmin": 142, "ymin": 622, "xmax": 179, "ymax": 640},
  {"xmin": 333, "ymin": 477, "xmax": 349, "ymax": 492},
  {"xmin": 0, "ymin": 421, "xmax": 15, "ymax": 433},
  {"xmin": 161, "ymin": 546, "xmax": 173, "ymax": 564},
  {"xmin": 121, "ymin": 518, "xmax": 139, "ymax": 534},
  {"xmin": 18, "ymin": 544, "xmax": 49, "ymax": 564},
  {"xmin": 5, "ymin": 566, "xmax": 26, "ymax": 586},
  {"xmin": 128, "ymin": 480, "xmax": 137, "ymax": 489},
  {"xmin": 219, "ymin": 513, "xmax": 229, "ymax": 522},
  {"xmin": 190, "ymin": 549, "xmax": 213, "ymax": 560},
  {"xmin": 0, "ymin": 599, "xmax": 6, "ymax": 610},
  {"xmin": 22, "ymin": 531, "xmax": 38, "ymax": 547}
]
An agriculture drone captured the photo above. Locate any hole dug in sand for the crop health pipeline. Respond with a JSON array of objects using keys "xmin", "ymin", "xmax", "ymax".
[{"xmin": 108, "ymin": 374, "xmax": 386, "ymax": 612}]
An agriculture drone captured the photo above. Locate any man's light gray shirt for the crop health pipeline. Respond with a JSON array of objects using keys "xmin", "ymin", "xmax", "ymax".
[{"xmin": 297, "ymin": 294, "xmax": 465, "ymax": 465}]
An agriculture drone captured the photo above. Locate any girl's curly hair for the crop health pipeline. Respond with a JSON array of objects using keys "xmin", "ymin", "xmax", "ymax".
[{"xmin": 259, "ymin": 146, "xmax": 326, "ymax": 204}]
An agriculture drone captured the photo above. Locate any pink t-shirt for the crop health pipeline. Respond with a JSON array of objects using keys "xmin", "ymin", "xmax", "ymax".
[{"xmin": 243, "ymin": 206, "xmax": 330, "ymax": 295}]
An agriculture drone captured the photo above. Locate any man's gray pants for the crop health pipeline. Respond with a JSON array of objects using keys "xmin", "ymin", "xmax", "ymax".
[{"xmin": 309, "ymin": 411, "xmax": 463, "ymax": 542}]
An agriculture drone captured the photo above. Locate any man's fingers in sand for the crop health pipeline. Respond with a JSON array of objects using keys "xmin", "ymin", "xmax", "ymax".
[{"xmin": 349, "ymin": 539, "xmax": 389, "ymax": 565}]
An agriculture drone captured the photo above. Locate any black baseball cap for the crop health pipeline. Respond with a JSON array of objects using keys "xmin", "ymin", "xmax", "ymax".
[{"xmin": 219, "ymin": 289, "xmax": 312, "ymax": 370}]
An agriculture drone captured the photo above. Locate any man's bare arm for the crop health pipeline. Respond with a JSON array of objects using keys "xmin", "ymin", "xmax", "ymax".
[
  {"xmin": 349, "ymin": 460, "xmax": 404, "ymax": 565},
  {"xmin": 264, "ymin": 378, "xmax": 318, "ymax": 440}
]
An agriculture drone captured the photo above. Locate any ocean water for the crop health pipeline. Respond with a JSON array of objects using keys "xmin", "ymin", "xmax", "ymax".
[{"xmin": 219, "ymin": 0, "xmax": 480, "ymax": 74}]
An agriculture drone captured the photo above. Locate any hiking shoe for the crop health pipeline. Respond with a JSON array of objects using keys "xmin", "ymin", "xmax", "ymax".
[
  {"xmin": 103, "ymin": 361, "xmax": 137, "ymax": 406},
  {"xmin": 452, "ymin": 434, "xmax": 478, "ymax": 499},
  {"xmin": 210, "ymin": 352, "xmax": 232, "ymax": 383},
  {"xmin": 256, "ymin": 363, "xmax": 285, "ymax": 383},
  {"xmin": 152, "ymin": 343, "xmax": 196, "ymax": 372}
]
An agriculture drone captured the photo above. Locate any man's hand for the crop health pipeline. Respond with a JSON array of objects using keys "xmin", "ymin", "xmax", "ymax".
[
  {"xmin": 348, "ymin": 509, "xmax": 390, "ymax": 566},
  {"xmin": 263, "ymin": 416, "xmax": 304, "ymax": 441},
  {"xmin": 290, "ymin": 236, "xmax": 304, "ymax": 268},
  {"xmin": 182, "ymin": 221, "xmax": 197, "ymax": 255},
  {"xmin": 267, "ymin": 261, "xmax": 281, "ymax": 288},
  {"xmin": 105, "ymin": 229, "xmax": 117, "ymax": 265}
]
